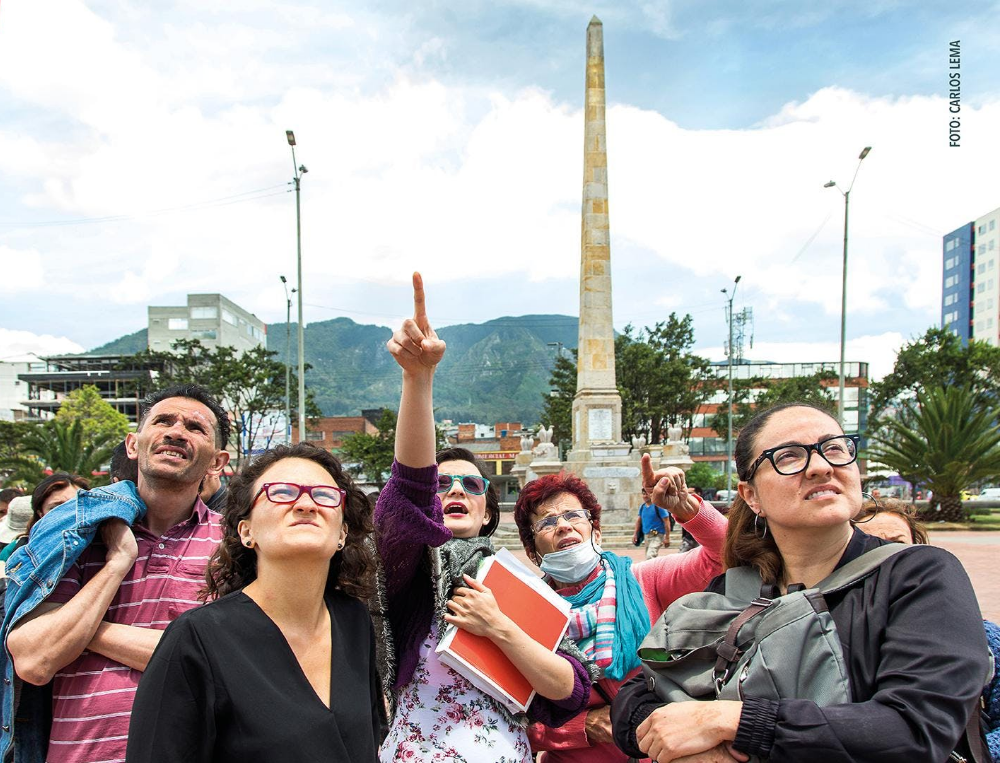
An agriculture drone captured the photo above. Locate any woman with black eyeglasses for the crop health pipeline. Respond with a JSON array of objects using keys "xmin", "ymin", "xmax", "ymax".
[
  {"xmin": 611, "ymin": 403, "xmax": 989, "ymax": 763},
  {"xmin": 126, "ymin": 443, "xmax": 382, "ymax": 762},
  {"xmin": 374, "ymin": 274, "xmax": 593, "ymax": 762}
]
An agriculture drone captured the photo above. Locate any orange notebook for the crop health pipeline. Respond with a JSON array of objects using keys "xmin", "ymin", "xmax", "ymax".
[{"xmin": 436, "ymin": 547, "xmax": 572, "ymax": 714}]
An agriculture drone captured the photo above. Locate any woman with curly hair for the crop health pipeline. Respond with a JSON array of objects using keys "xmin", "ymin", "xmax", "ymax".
[{"xmin": 126, "ymin": 443, "xmax": 381, "ymax": 762}]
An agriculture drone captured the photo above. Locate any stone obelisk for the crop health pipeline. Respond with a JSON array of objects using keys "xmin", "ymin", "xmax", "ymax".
[{"xmin": 565, "ymin": 16, "xmax": 640, "ymax": 522}]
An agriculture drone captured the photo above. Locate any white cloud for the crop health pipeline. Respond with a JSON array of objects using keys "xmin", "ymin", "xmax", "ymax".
[
  {"xmin": 1, "ymin": 0, "xmax": 998, "ymax": 375},
  {"xmin": 0, "ymin": 329, "xmax": 85, "ymax": 359},
  {"xmin": 0, "ymin": 246, "xmax": 45, "ymax": 291}
]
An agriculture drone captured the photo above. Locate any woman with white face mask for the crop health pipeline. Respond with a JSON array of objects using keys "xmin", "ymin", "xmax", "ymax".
[
  {"xmin": 374, "ymin": 275, "xmax": 594, "ymax": 763},
  {"xmin": 512, "ymin": 463, "xmax": 729, "ymax": 763}
]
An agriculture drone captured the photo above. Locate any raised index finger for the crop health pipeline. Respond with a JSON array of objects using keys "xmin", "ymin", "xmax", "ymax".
[
  {"xmin": 412, "ymin": 272, "xmax": 427, "ymax": 324},
  {"xmin": 640, "ymin": 453, "xmax": 655, "ymax": 487}
]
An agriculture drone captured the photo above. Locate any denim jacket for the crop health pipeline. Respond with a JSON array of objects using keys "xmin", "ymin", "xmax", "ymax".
[{"xmin": 0, "ymin": 481, "xmax": 146, "ymax": 763}]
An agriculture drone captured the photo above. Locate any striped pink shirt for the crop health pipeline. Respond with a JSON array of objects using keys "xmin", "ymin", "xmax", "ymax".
[{"xmin": 46, "ymin": 499, "xmax": 222, "ymax": 763}]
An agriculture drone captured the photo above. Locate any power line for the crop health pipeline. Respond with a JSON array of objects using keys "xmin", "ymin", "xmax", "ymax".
[{"xmin": 0, "ymin": 185, "xmax": 289, "ymax": 229}]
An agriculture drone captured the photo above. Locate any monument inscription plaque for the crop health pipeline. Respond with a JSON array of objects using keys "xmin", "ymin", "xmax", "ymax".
[{"xmin": 588, "ymin": 408, "xmax": 612, "ymax": 441}]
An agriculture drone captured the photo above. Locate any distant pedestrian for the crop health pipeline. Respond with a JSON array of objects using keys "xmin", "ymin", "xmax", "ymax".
[
  {"xmin": 0, "ymin": 488, "xmax": 22, "ymax": 522},
  {"xmin": 633, "ymin": 491, "xmax": 671, "ymax": 559}
]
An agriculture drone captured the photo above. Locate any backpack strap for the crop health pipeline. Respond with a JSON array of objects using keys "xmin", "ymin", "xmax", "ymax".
[
  {"xmin": 724, "ymin": 565, "xmax": 768, "ymax": 602},
  {"xmin": 816, "ymin": 543, "xmax": 912, "ymax": 595}
]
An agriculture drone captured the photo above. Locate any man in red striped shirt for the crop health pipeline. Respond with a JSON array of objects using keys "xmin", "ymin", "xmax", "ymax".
[{"xmin": 8, "ymin": 385, "xmax": 231, "ymax": 763}]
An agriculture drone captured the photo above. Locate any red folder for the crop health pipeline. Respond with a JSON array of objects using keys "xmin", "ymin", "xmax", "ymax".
[{"xmin": 436, "ymin": 547, "xmax": 572, "ymax": 714}]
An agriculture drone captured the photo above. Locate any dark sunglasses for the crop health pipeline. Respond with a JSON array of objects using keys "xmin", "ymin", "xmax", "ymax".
[
  {"xmin": 436, "ymin": 473, "xmax": 490, "ymax": 495},
  {"xmin": 252, "ymin": 482, "xmax": 346, "ymax": 509}
]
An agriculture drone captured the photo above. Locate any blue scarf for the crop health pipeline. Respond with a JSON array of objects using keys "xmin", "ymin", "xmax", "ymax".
[{"xmin": 564, "ymin": 551, "xmax": 651, "ymax": 681}]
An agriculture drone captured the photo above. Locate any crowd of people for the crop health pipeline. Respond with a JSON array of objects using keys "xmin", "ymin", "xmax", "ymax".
[{"xmin": 0, "ymin": 273, "xmax": 997, "ymax": 762}]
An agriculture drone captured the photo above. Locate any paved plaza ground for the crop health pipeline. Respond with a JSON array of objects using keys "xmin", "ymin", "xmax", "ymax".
[{"xmin": 509, "ymin": 530, "xmax": 1000, "ymax": 622}]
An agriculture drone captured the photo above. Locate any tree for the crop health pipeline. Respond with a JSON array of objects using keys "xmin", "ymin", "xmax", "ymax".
[
  {"xmin": 339, "ymin": 409, "xmax": 397, "ymax": 489},
  {"xmin": 0, "ymin": 421, "xmax": 37, "ymax": 487},
  {"xmin": 55, "ymin": 385, "xmax": 130, "ymax": 446},
  {"xmin": 685, "ymin": 462, "xmax": 724, "ymax": 491},
  {"xmin": 0, "ymin": 419, "xmax": 117, "ymax": 484},
  {"xmin": 539, "ymin": 351, "xmax": 577, "ymax": 448},
  {"xmin": 869, "ymin": 327, "xmax": 1000, "ymax": 424},
  {"xmin": 707, "ymin": 372, "xmax": 837, "ymax": 437},
  {"xmin": 867, "ymin": 386, "xmax": 1000, "ymax": 522},
  {"xmin": 122, "ymin": 339, "xmax": 321, "ymax": 468},
  {"xmin": 615, "ymin": 316, "xmax": 713, "ymax": 444}
]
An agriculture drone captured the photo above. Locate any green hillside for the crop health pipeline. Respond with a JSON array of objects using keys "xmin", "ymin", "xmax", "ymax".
[
  {"xmin": 89, "ymin": 329, "xmax": 148, "ymax": 355},
  {"xmin": 92, "ymin": 316, "xmax": 579, "ymax": 422},
  {"xmin": 268, "ymin": 314, "xmax": 579, "ymax": 422}
]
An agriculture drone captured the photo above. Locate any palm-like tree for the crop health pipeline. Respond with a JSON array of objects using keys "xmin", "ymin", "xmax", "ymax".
[
  {"xmin": 868, "ymin": 385, "xmax": 1000, "ymax": 522},
  {"xmin": 0, "ymin": 419, "xmax": 117, "ymax": 485}
]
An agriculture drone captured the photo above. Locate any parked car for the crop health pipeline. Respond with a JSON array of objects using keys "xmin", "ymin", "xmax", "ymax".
[
  {"xmin": 714, "ymin": 489, "xmax": 739, "ymax": 502},
  {"xmin": 974, "ymin": 487, "xmax": 1000, "ymax": 501}
]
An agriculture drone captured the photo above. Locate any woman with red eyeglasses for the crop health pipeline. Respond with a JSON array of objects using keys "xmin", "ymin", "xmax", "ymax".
[
  {"xmin": 126, "ymin": 442, "xmax": 381, "ymax": 762},
  {"xmin": 374, "ymin": 274, "xmax": 593, "ymax": 762}
]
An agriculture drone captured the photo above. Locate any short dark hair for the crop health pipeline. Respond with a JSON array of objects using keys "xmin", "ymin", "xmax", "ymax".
[
  {"xmin": 109, "ymin": 441, "xmax": 139, "ymax": 483},
  {"xmin": 31, "ymin": 472, "xmax": 90, "ymax": 529},
  {"xmin": 0, "ymin": 488, "xmax": 23, "ymax": 505},
  {"xmin": 204, "ymin": 443, "xmax": 375, "ymax": 602},
  {"xmin": 514, "ymin": 471, "xmax": 602, "ymax": 564},
  {"xmin": 436, "ymin": 447, "xmax": 500, "ymax": 537},
  {"xmin": 138, "ymin": 385, "xmax": 230, "ymax": 448}
]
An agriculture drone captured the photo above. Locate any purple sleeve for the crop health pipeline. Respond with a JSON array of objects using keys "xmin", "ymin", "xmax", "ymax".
[
  {"xmin": 525, "ymin": 650, "xmax": 592, "ymax": 728},
  {"xmin": 374, "ymin": 460, "xmax": 452, "ymax": 598}
]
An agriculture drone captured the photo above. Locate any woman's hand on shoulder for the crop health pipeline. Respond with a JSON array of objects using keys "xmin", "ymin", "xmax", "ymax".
[
  {"xmin": 386, "ymin": 272, "xmax": 446, "ymax": 375},
  {"xmin": 636, "ymin": 700, "xmax": 747, "ymax": 763}
]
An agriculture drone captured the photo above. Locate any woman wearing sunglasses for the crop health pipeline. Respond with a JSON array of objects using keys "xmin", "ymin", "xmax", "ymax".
[
  {"xmin": 375, "ymin": 274, "xmax": 593, "ymax": 762},
  {"xmin": 126, "ymin": 443, "xmax": 381, "ymax": 762},
  {"xmin": 612, "ymin": 403, "xmax": 988, "ymax": 763}
]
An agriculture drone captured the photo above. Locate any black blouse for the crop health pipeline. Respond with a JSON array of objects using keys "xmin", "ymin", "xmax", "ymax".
[
  {"xmin": 126, "ymin": 589, "xmax": 380, "ymax": 763},
  {"xmin": 612, "ymin": 530, "xmax": 989, "ymax": 762}
]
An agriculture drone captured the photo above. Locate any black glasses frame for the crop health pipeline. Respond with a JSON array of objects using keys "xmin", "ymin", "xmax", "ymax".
[
  {"xmin": 745, "ymin": 434, "xmax": 861, "ymax": 482},
  {"xmin": 436, "ymin": 473, "xmax": 490, "ymax": 496},
  {"xmin": 251, "ymin": 481, "xmax": 347, "ymax": 509}
]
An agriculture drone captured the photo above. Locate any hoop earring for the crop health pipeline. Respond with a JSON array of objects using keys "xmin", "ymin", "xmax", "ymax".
[
  {"xmin": 855, "ymin": 491, "xmax": 882, "ymax": 524},
  {"xmin": 753, "ymin": 513, "xmax": 768, "ymax": 540}
]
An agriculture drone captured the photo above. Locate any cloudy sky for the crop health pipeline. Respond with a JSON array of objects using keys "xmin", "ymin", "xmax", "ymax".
[{"xmin": 2, "ymin": 0, "xmax": 999, "ymax": 379}]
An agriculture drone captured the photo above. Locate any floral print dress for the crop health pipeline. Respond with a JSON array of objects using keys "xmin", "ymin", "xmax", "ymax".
[{"xmin": 379, "ymin": 623, "xmax": 531, "ymax": 763}]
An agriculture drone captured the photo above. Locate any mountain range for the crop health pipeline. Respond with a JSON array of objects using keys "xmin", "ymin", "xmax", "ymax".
[{"xmin": 89, "ymin": 315, "xmax": 580, "ymax": 422}]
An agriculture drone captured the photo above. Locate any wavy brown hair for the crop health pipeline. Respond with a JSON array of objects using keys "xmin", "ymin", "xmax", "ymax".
[
  {"xmin": 203, "ymin": 443, "xmax": 375, "ymax": 601},
  {"xmin": 855, "ymin": 498, "xmax": 929, "ymax": 545},
  {"xmin": 722, "ymin": 402, "xmax": 840, "ymax": 584}
]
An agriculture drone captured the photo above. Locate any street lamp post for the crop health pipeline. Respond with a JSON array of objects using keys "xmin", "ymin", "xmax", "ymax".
[
  {"xmin": 286, "ymin": 131, "xmax": 309, "ymax": 443},
  {"xmin": 722, "ymin": 275, "xmax": 741, "ymax": 495},
  {"xmin": 279, "ymin": 276, "xmax": 296, "ymax": 444},
  {"xmin": 825, "ymin": 145, "xmax": 871, "ymax": 427}
]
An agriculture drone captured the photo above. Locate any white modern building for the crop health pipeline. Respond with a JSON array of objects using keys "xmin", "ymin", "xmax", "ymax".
[
  {"xmin": 943, "ymin": 205, "xmax": 1000, "ymax": 347},
  {"xmin": 148, "ymin": 294, "xmax": 266, "ymax": 355},
  {"xmin": 0, "ymin": 355, "xmax": 48, "ymax": 421}
]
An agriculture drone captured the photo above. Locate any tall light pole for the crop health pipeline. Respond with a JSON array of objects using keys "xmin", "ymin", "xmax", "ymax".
[
  {"xmin": 722, "ymin": 275, "xmax": 741, "ymax": 494},
  {"xmin": 824, "ymin": 145, "xmax": 871, "ymax": 427},
  {"xmin": 286, "ymin": 131, "xmax": 308, "ymax": 443},
  {"xmin": 279, "ymin": 276, "xmax": 296, "ymax": 444}
]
